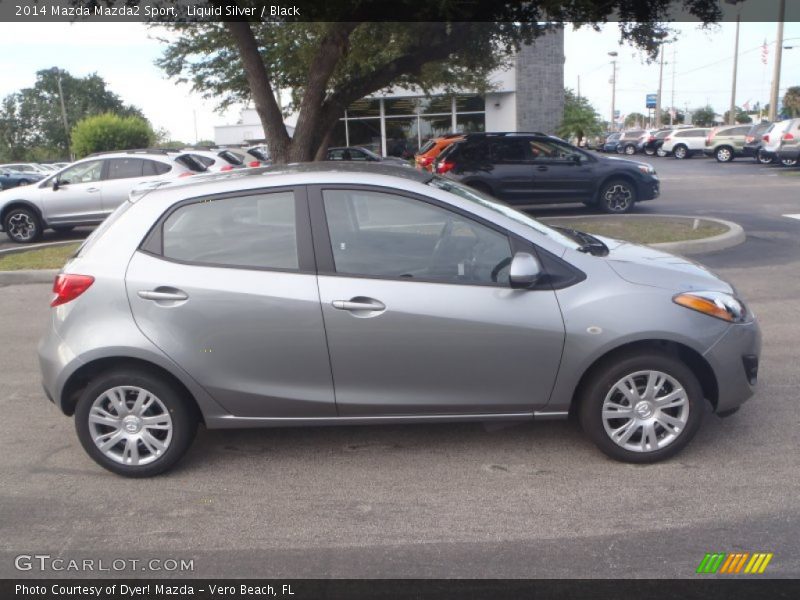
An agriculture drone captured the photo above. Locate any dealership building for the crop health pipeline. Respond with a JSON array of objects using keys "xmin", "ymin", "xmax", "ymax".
[{"xmin": 214, "ymin": 30, "xmax": 564, "ymax": 156}]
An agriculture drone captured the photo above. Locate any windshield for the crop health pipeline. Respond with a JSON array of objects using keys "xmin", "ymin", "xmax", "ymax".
[{"xmin": 427, "ymin": 176, "xmax": 581, "ymax": 250}]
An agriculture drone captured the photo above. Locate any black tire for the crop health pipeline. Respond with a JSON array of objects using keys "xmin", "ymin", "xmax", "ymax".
[
  {"xmin": 757, "ymin": 150, "xmax": 774, "ymax": 165},
  {"xmin": 579, "ymin": 351, "xmax": 705, "ymax": 463},
  {"xmin": 598, "ymin": 178, "xmax": 636, "ymax": 214},
  {"xmin": 715, "ymin": 146, "xmax": 734, "ymax": 163},
  {"xmin": 75, "ymin": 368, "xmax": 198, "ymax": 477},
  {"xmin": 644, "ymin": 147, "xmax": 656, "ymax": 156},
  {"xmin": 656, "ymin": 148, "xmax": 668, "ymax": 157},
  {"xmin": 673, "ymin": 144, "xmax": 689, "ymax": 159},
  {"xmin": 18, "ymin": 179, "xmax": 32, "ymax": 186},
  {"xmin": 3, "ymin": 206, "xmax": 43, "ymax": 243},
  {"xmin": 623, "ymin": 144, "xmax": 636, "ymax": 155},
  {"xmin": 780, "ymin": 156, "xmax": 798, "ymax": 167},
  {"xmin": 51, "ymin": 225, "xmax": 75, "ymax": 234}
]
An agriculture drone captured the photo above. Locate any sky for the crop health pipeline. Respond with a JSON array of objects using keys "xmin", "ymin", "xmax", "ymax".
[{"xmin": 1, "ymin": 19, "xmax": 799, "ymax": 142}]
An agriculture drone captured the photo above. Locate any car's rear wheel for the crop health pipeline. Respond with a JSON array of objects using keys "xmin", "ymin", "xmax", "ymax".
[
  {"xmin": 644, "ymin": 147, "xmax": 656, "ymax": 156},
  {"xmin": 3, "ymin": 206, "xmax": 43, "ymax": 243},
  {"xmin": 579, "ymin": 352, "xmax": 704, "ymax": 463},
  {"xmin": 598, "ymin": 179, "xmax": 636, "ymax": 213},
  {"xmin": 715, "ymin": 146, "xmax": 734, "ymax": 162},
  {"xmin": 780, "ymin": 156, "xmax": 798, "ymax": 167},
  {"xmin": 624, "ymin": 144, "xmax": 636, "ymax": 155},
  {"xmin": 75, "ymin": 368, "xmax": 198, "ymax": 477},
  {"xmin": 656, "ymin": 147, "xmax": 668, "ymax": 157},
  {"xmin": 673, "ymin": 144, "xmax": 689, "ymax": 159}
]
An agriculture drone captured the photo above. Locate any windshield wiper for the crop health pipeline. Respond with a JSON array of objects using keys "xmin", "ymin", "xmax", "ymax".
[{"xmin": 554, "ymin": 227, "xmax": 609, "ymax": 257}]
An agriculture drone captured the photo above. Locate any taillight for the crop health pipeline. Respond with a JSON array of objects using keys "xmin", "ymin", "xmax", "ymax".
[
  {"xmin": 420, "ymin": 156, "xmax": 433, "ymax": 167},
  {"xmin": 220, "ymin": 165, "xmax": 234, "ymax": 172},
  {"xmin": 648, "ymin": 136, "xmax": 656, "ymax": 142},
  {"xmin": 745, "ymin": 135, "xmax": 754, "ymax": 143},
  {"xmin": 248, "ymin": 160, "xmax": 260, "ymax": 167},
  {"xmin": 762, "ymin": 134, "xmax": 769, "ymax": 142},
  {"xmin": 436, "ymin": 160, "xmax": 455, "ymax": 174},
  {"xmin": 782, "ymin": 132, "xmax": 795, "ymax": 141},
  {"xmin": 179, "ymin": 171, "xmax": 194, "ymax": 178},
  {"xmin": 51, "ymin": 274, "xmax": 94, "ymax": 307}
]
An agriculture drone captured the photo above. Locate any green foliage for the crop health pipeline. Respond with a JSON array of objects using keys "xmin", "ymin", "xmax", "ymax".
[
  {"xmin": 783, "ymin": 86, "xmax": 800, "ymax": 118},
  {"xmin": 0, "ymin": 68, "xmax": 146, "ymax": 162},
  {"xmin": 71, "ymin": 113, "xmax": 154, "ymax": 158},
  {"xmin": 557, "ymin": 89, "xmax": 602, "ymax": 143},
  {"xmin": 690, "ymin": 105, "xmax": 717, "ymax": 127},
  {"xmin": 659, "ymin": 109, "xmax": 684, "ymax": 125},
  {"xmin": 723, "ymin": 106, "xmax": 752, "ymax": 124},
  {"xmin": 624, "ymin": 113, "xmax": 647, "ymax": 128}
]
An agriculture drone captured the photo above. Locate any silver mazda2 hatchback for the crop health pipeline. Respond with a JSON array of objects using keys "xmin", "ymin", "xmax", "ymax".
[{"xmin": 38, "ymin": 164, "xmax": 761, "ymax": 476}]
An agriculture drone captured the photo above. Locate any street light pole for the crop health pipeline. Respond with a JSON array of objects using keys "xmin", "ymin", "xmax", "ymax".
[
  {"xmin": 768, "ymin": 0, "xmax": 786, "ymax": 121},
  {"xmin": 729, "ymin": 12, "xmax": 740, "ymax": 124},
  {"xmin": 656, "ymin": 45, "xmax": 665, "ymax": 127},
  {"xmin": 609, "ymin": 51, "xmax": 618, "ymax": 131},
  {"xmin": 53, "ymin": 68, "xmax": 71, "ymax": 160}
]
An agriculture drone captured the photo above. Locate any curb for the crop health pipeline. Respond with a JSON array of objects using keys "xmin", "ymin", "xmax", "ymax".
[
  {"xmin": 540, "ymin": 214, "xmax": 745, "ymax": 255},
  {"xmin": 0, "ymin": 269, "xmax": 58, "ymax": 285},
  {"xmin": 0, "ymin": 240, "xmax": 79, "ymax": 256}
]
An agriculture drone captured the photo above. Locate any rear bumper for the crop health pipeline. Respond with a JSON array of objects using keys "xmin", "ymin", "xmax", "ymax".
[
  {"xmin": 703, "ymin": 319, "xmax": 762, "ymax": 413},
  {"xmin": 777, "ymin": 147, "xmax": 800, "ymax": 160}
]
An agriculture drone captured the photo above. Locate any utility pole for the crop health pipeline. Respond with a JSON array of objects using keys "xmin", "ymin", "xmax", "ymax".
[
  {"xmin": 768, "ymin": 0, "xmax": 786, "ymax": 121},
  {"xmin": 670, "ymin": 46, "xmax": 676, "ymax": 125},
  {"xmin": 609, "ymin": 51, "xmax": 618, "ymax": 131},
  {"xmin": 577, "ymin": 75, "xmax": 581, "ymax": 100},
  {"xmin": 656, "ymin": 45, "xmax": 665, "ymax": 127},
  {"xmin": 728, "ymin": 4, "xmax": 741, "ymax": 124}
]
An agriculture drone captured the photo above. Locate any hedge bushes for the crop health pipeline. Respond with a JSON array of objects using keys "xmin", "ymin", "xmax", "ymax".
[{"xmin": 71, "ymin": 113, "xmax": 154, "ymax": 158}]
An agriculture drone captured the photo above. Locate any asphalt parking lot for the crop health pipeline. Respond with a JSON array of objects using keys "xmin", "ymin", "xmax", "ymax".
[{"xmin": 1, "ymin": 155, "xmax": 799, "ymax": 579}]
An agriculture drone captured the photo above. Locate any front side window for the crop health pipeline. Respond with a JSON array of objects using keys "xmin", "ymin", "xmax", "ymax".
[
  {"xmin": 323, "ymin": 189, "xmax": 513, "ymax": 285},
  {"xmin": 58, "ymin": 160, "xmax": 103, "ymax": 185},
  {"xmin": 162, "ymin": 191, "xmax": 298, "ymax": 269},
  {"xmin": 528, "ymin": 139, "xmax": 583, "ymax": 162}
]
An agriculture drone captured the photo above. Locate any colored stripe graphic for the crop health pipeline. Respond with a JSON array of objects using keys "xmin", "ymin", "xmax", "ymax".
[
  {"xmin": 744, "ymin": 553, "xmax": 774, "ymax": 574},
  {"xmin": 697, "ymin": 553, "xmax": 726, "ymax": 573},
  {"xmin": 697, "ymin": 552, "xmax": 772, "ymax": 574}
]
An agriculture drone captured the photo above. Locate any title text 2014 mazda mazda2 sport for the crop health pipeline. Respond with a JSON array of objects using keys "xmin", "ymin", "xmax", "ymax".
[{"xmin": 38, "ymin": 164, "xmax": 761, "ymax": 476}]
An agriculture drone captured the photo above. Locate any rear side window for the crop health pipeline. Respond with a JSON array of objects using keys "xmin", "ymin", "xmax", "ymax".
[
  {"xmin": 489, "ymin": 139, "xmax": 531, "ymax": 162},
  {"xmin": 218, "ymin": 150, "xmax": 244, "ymax": 166},
  {"xmin": 175, "ymin": 154, "xmax": 208, "ymax": 172},
  {"xmin": 106, "ymin": 158, "xmax": 145, "ymax": 180},
  {"xmin": 418, "ymin": 140, "xmax": 437, "ymax": 154},
  {"xmin": 142, "ymin": 160, "xmax": 171, "ymax": 176},
  {"xmin": 162, "ymin": 191, "xmax": 298, "ymax": 270}
]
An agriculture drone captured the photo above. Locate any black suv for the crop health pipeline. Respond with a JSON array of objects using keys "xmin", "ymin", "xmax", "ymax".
[{"xmin": 435, "ymin": 133, "xmax": 660, "ymax": 213}]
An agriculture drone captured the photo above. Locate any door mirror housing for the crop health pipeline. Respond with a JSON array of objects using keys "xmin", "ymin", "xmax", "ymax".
[
  {"xmin": 509, "ymin": 252, "xmax": 543, "ymax": 289},
  {"xmin": 52, "ymin": 179, "xmax": 60, "ymax": 190}
]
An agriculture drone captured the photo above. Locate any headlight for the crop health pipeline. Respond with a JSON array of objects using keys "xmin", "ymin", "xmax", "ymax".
[
  {"xmin": 637, "ymin": 164, "xmax": 655, "ymax": 175},
  {"xmin": 673, "ymin": 291, "xmax": 748, "ymax": 323}
]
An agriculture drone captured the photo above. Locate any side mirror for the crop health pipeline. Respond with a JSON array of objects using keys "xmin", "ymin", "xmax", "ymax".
[
  {"xmin": 571, "ymin": 154, "xmax": 582, "ymax": 164},
  {"xmin": 52, "ymin": 179, "xmax": 60, "ymax": 191},
  {"xmin": 509, "ymin": 252, "xmax": 543, "ymax": 289}
]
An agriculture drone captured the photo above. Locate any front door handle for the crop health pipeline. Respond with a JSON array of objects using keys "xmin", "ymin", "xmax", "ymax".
[
  {"xmin": 536, "ymin": 165, "xmax": 548, "ymax": 171},
  {"xmin": 332, "ymin": 298, "xmax": 386, "ymax": 312},
  {"xmin": 86, "ymin": 187, "xmax": 100, "ymax": 193},
  {"xmin": 138, "ymin": 289, "xmax": 189, "ymax": 302}
]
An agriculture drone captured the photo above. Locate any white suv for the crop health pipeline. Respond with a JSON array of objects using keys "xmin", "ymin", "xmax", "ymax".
[
  {"xmin": 661, "ymin": 128, "xmax": 711, "ymax": 159},
  {"xmin": 0, "ymin": 150, "xmax": 205, "ymax": 243}
]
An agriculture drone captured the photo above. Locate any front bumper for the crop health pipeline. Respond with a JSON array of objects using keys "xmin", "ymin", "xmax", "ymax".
[
  {"xmin": 637, "ymin": 176, "xmax": 660, "ymax": 201},
  {"xmin": 703, "ymin": 319, "xmax": 762, "ymax": 413}
]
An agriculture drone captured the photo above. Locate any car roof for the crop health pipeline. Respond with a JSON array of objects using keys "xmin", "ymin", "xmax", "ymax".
[{"xmin": 134, "ymin": 161, "xmax": 433, "ymax": 201}]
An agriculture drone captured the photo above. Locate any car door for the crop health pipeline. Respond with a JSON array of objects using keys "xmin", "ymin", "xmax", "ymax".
[
  {"xmin": 484, "ymin": 138, "xmax": 538, "ymax": 203},
  {"xmin": 310, "ymin": 185, "xmax": 566, "ymax": 417},
  {"xmin": 42, "ymin": 159, "xmax": 105, "ymax": 224},
  {"xmin": 126, "ymin": 187, "xmax": 336, "ymax": 418},
  {"xmin": 527, "ymin": 138, "xmax": 596, "ymax": 203},
  {"xmin": 100, "ymin": 157, "xmax": 167, "ymax": 215}
]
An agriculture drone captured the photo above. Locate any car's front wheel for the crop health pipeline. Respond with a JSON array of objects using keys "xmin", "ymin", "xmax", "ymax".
[
  {"xmin": 673, "ymin": 144, "xmax": 689, "ymax": 159},
  {"xmin": 656, "ymin": 147, "xmax": 668, "ymax": 157},
  {"xmin": 757, "ymin": 150, "xmax": 774, "ymax": 165},
  {"xmin": 579, "ymin": 351, "xmax": 704, "ymax": 463},
  {"xmin": 75, "ymin": 368, "xmax": 198, "ymax": 477},
  {"xmin": 644, "ymin": 146, "xmax": 656, "ymax": 156},
  {"xmin": 780, "ymin": 156, "xmax": 798, "ymax": 167},
  {"xmin": 624, "ymin": 144, "xmax": 636, "ymax": 155},
  {"xmin": 598, "ymin": 179, "xmax": 636, "ymax": 213},
  {"xmin": 3, "ymin": 206, "xmax": 43, "ymax": 243}
]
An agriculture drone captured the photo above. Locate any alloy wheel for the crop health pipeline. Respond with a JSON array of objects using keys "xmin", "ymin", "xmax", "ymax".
[
  {"xmin": 781, "ymin": 157, "xmax": 798, "ymax": 167},
  {"xmin": 656, "ymin": 148, "xmax": 667, "ymax": 157},
  {"xmin": 603, "ymin": 184, "xmax": 633, "ymax": 212},
  {"xmin": 601, "ymin": 370, "xmax": 689, "ymax": 453},
  {"xmin": 87, "ymin": 386, "xmax": 173, "ymax": 466},
  {"xmin": 674, "ymin": 146, "xmax": 687, "ymax": 159},
  {"xmin": 625, "ymin": 145, "xmax": 635, "ymax": 155},
  {"xmin": 716, "ymin": 148, "xmax": 732, "ymax": 162},
  {"xmin": 7, "ymin": 212, "xmax": 38, "ymax": 242}
]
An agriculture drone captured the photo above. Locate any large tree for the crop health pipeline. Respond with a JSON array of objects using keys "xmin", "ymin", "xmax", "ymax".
[
  {"xmin": 783, "ymin": 86, "xmax": 800, "ymax": 118},
  {"xmin": 690, "ymin": 105, "xmax": 717, "ymax": 127},
  {"xmin": 153, "ymin": 0, "xmax": 727, "ymax": 163},
  {"xmin": 0, "ymin": 68, "xmax": 145, "ymax": 161}
]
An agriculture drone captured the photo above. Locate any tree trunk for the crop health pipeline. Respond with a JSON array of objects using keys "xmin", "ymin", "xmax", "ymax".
[{"xmin": 224, "ymin": 22, "xmax": 291, "ymax": 163}]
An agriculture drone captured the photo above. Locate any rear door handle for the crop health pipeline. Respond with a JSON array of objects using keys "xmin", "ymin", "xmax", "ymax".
[
  {"xmin": 138, "ymin": 289, "xmax": 189, "ymax": 302},
  {"xmin": 86, "ymin": 187, "xmax": 100, "ymax": 193},
  {"xmin": 332, "ymin": 298, "xmax": 386, "ymax": 312},
  {"xmin": 536, "ymin": 165, "xmax": 548, "ymax": 171}
]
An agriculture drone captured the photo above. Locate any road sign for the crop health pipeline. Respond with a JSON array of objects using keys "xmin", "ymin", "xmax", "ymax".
[{"xmin": 646, "ymin": 94, "xmax": 657, "ymax": 109}]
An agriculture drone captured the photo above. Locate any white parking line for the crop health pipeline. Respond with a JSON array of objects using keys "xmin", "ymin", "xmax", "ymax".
[{"xmin": 784, "ymin": 214, "xmax": 800, "ymax": 221}]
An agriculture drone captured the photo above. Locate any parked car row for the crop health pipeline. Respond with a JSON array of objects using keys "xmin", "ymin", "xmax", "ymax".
[
  {"xmin": 596, "ymin": 119, "xmax": 799, "ymax": 166},
  {"xmin": 0, "ymin": 162, "xmax": 70, "ymax": 175}
]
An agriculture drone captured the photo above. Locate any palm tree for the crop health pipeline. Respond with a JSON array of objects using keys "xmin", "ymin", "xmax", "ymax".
[{"xmin": 557, "ymin": 89, "xmax": 603, "ymax": 146}]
